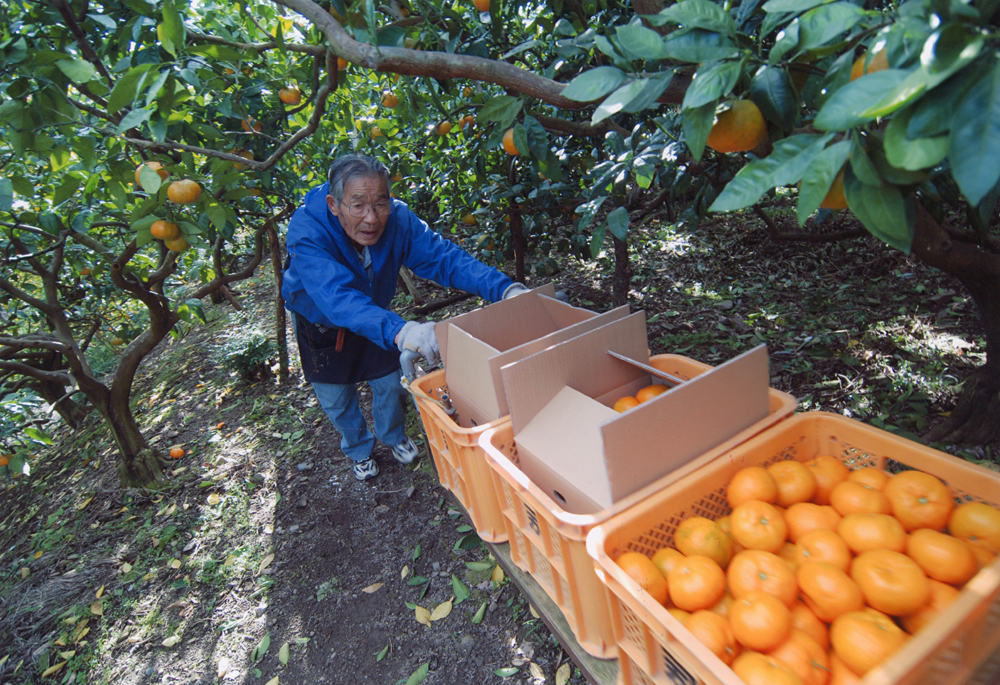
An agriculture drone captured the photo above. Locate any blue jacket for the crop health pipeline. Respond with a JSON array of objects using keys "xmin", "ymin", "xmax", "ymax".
[{"xmin": 282, "ymin": 183, "xmax": 513, "ymax": 383}]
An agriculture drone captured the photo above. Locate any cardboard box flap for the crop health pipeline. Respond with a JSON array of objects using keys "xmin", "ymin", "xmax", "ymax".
[
  {"xmin": 437, "ymin": 283, "xmax": 556, "ymax": 365},
  {"xmin": 485, "ymin": 305, "xmax": 630, "ymax": 416},
  {"xmin": 501, "ymin": 312, "xmax": 649, "ymax": 434},
  {"xmin": 515, "ymin": 386, "xmax": 618, "ymax": 512},
  {"xmin": 607, "ymin": 350, "xmax": 686, "ymax": 388},
  {"xmin": 444, "ymin": 325, "xmax": 505, "ymax": 423},
  {"xmin": 599, "ymin": 344, "xmax": 771, "ymax": 502}
]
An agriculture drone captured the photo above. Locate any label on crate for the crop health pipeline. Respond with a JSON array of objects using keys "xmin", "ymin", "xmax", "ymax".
[
  {"xmin": 524, "ymin": 505, "xmax": 541, "ymax": 536},
  {"xmin": 662, "ymin": 649, "xmax": 695, "ymax": 685}
]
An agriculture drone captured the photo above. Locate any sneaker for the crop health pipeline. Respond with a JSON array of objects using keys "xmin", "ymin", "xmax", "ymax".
[
  {"xmin": 391, "ymin": 437, "xmax": 420, "ymax": 465},
  {"xmin": 352, "ymin": 458, "xmax": 378, "ymax": 481}
]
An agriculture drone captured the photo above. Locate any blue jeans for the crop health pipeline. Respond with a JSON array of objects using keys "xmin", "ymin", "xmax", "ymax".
[{"xmin": 311, "ymin": 368, "xmax": 411, "ymax": 462}]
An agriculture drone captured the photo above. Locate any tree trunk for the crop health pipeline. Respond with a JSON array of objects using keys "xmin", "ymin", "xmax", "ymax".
[
  {"xmin": 612, "ymin": 234, "xmax": 630, "ymax": 307},
  {"xmin": 911, "ymin": 202, "xmax": 1000, "ymax": 444},
  {"xmin": 267, "ymin": 224, "xmax": 289, "ymax": 383},
  {"xmin": 99, "ymin": 397, "xmax": 167, "ymax": 488}
]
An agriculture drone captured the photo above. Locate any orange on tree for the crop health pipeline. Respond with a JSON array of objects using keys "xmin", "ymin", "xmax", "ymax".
[
  {"xmin": 233, "ymin": 150, "xmax": 253, "ymax": 170},
  {"xmin": 905, "ymin": 528, "xmax": 978, "ymax": 585},
  {"xmin": 727, "ymin": 549, "xmax": 798, "ymax": 607},
  {"xmin": 850, "ymin": 48, "xmax": 889, "ymax": 81},
  {"xmin": 278, "ymin": 86, "xmax": 301, "ymax": 105},
  {"xmin": 381, "ymin": 92, "xmax": 399, "ymax": 108},
  {"xmin": 705, "ymin": 100, "xmax": 767, "ymax": 154},
  {"xmin": 729, "ymin": 590, "xmax": 792, "ymax": 652},
  {"xmin": 851, "ymin": 548, "xmax": 930, "ymax": 616},
  {"xmin": 150, "ymin": 220, "xmax": 180, "ymax": 241},
  {"xmin": 847, "ymin": 467, "xmax": 890, "ymax": 491},
  {"xmin": 900, "ymin": 579, "xmax": 960, "ymax": 634},
  {"xmin": 726, "ymin": 466, "xmax": 779, "ymax": 508},
  {"xmin": 134, "ymin": 161, "xmax": 168, "ymax": 189},
  {"xmin": 370, "ymin": 126, "xmax": 384, "ymax": 138},
  {"xmin": 674, "ymin": 516, "xmax": 734, "ymax": 569},
  {"xmin": 167, "ymin": 179, "xmax": 202, "ymax": 204},
  {"xmin": 767, "ymin": 460, "xmax": 817, "ymax": 507},
  {"xmin": 797, "ymin": 560, "xmax": 864, "ymax": 623},
  {"xmin": 829, "ymin": 480, "xmax": 891, "ymax": 517},
  {"xmin": 793, "ymin": 528, "xmax": 852, "ymax": 572},
  {"xmin": 613, "ymin": 396, "xmax": 640, "ymax": 413},
  {"xmin": 164, "ymin": 236, "xmax": 190, "ymax": 252},
  {"xmin": 883, "ymin": 470, "xmax": 953, "ymax": 532},
  {"xmin": 473, "ymin": 0, "xmax": 490, "ymax": 10},
  {"xmin": 730, "ymin": 500, "xmax": 788, "ymax": 553},
  {"xmin": 391, "ymin": 172, "xmax": 404, "ymax": 182},
  {"xmin": 461, "ymin": 213, "xmax": 478, "ymax": 226},
  {"xmin": 830, "ymin": 609, "xmax": 906, "ymax": 676},
  {"xmin": 502, "ymin": 128, "xmax": 519, "ymax": 155},
  {"xmin": 636, "ymin": 384, "xmax": 668, "ymax": 403},
  {"xmin": 948, "ymin": 501, "xmax": 1000, "ymax": 553},
  {"xmin": 241, "ymin": 117, "xmax": 262, "ymax": 133},
  {"xmin": 0, "ymin": 455, "xmax": 8, "ymax": 467},
  {"xmin": 684, "ymin": 610, "xmax": 738, "ymax": 666},
  {"xmin": 803, "ymin": 455, "xmax": 850, "ymax": 505},
  {"xmin": 169, "ymin": 447, "xmax": 184, "ymax": 459},
  {"xmin": 111, "ymin": 337, "xmax": 125, "ymax": 346},
  {"xmin": 458, "ymin": 115, "xmax": 475, "ymax": 129},
  {"xmin": 733, "ymin": 651, "xmax": 803, "ymax": 685},
  {"xmin": 615, "ymin": 551, "xmax": 668, "ymax": 606},
  {"xmin": 785, "ymin": 502, "xmax": 841, "ymax": 543},
  {"xmin": 80, "ymin": 267, "xmax": 92, "ymax": 276},
  {"xmin": 667, "ymin": 554, "xmax": 726, "ymax": 611},
  {"xmin": 337, "ymin": 57, "xmax": 349, "ymax": 70},
  {"xmin": 837, "ymin": 512, "xmax": 906, "ymax": 554},
  {"xmin": 436, "ymin": 121, "xmax": 452, "ymax": 135},
  {"xmin": 766, "ymin": 629, "xmax": 830, "ymax": 685},
  {"xmin": 820, "ymin": 166, "xmax": 849, "ymax": 210}
]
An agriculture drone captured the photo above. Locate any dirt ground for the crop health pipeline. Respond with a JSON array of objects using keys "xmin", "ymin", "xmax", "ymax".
[{"xmin": 0, "ymin": 207, "xmax": 995, "ymax": 685}]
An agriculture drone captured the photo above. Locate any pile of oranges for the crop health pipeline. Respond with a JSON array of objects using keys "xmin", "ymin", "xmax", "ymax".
[
  {"xmin": 613, "ymin": 383, "xmax": 668, "ymax": 412},
  {"xmin": 615, "ymin": 456, "xmax": 1000, "ymax": 685}
]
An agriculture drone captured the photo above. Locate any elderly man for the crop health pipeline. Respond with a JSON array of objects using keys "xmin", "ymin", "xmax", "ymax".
[{"xmin": 282, "ymin": 155, "xmax": 526, "ymax": 481}]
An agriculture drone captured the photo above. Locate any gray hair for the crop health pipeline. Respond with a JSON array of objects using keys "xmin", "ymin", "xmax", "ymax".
[{"xmin": 327, "ymin": 155, "xmax": 391, "ymax": 204}]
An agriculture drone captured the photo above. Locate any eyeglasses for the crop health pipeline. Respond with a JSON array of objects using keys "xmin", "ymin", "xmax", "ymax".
[{"xmin": 342, "ymin": 200, "xmax": 392, "ymax": 218}]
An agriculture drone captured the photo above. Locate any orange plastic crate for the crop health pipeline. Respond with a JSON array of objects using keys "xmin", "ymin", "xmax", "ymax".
[
  {"xmin": 408, "ymin": 369, "xmax": 508, "ymax": 543},
  {"xmin": 587, "ymin": 411, "xmax": 1000, "ymax": 685},
  {"xmin": 480, "ymin": 354, "xmax": 798, "ymax": 659}
]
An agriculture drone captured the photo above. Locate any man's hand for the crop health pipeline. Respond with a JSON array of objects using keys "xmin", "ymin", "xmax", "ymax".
[
  {"xmin": 396, "ymin": 321, "xmax": 440, "ymax": 368},
  {"xmin": 503, "ymin": 283, "xmax": 530, "ymax": 299}
]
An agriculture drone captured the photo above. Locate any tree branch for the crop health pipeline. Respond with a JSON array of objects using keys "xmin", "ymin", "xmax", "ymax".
[
  {"xmin": 752, "ymin": 205, "xmax": 867, "ymax": 243},
  {"xmin": 0, "ymin": 360, "xmax": 73, "ymax": 385},
  {"xmin": 50, "ymin": 0, "xmax": 113, "ymax": 81}
]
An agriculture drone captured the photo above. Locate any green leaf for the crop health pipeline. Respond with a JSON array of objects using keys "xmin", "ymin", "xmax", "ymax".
[
  {"xmin": 494, "ymin": 667, "xmax": 519, "ymax": 677},
  {"xmin": 451, "ymin": 575, "xmax": 470, "ymax": 604},
  {"xmin": 477, "ymin": 95, "xmax": 522, "ymax": 130},
  {"xmin": 589, "ymin": 222, "xmax": 607, "ymax": 258},
  {"xmin": 560, "ymin": 67, "xmax": 627, "ymax": 103},
  {"xmin": 615, "ymin": 25, "xmax": 667, "ymax": 60},
  {"xmin": 843, "ymin": 166, "xmax": 914, "ymax": 253},
  {"xmin": 464, "ymin": 560, "xmax": 493, "ymax": 572},
  {"xmin": 948, "ymin": 59, "xmax": 1000, "ymax": 206},
  {"xmin": 814, "ymin": 70, "xmax": 909, "ymax": 131},
  {"xmin": 593, "ymin": 78, "xmax": 670, "ymax": 123},
  {"xmin": 648, "ymin": 0, "xmax": 737, "ymax": 37},
  {"xmin": 251, "ymin": 633, "xmax": 270, "ymax": 662},
  {"xmin": 861, "ymin": 28, "xmax": 984, "ymax": 119},
  {"xmin": 138, "ymin": 165, "xmax": 164, "ymax": 194},
  {"xmin": 55, "ymin": 59, "xmax": 97, "ymax": 83},
  {"xmin": 682, "ymin": 60, "xmax": 741, "ymax": 109},
  {"xmin": 796, "ymin": 2, "xmax": 865, "ymax": 52},
  {"xmin": 661, "ymin": 30, "xmax": 739, "ymax": 63},
  {"xmin": 158, "ymin": 0, "xmax": 186, "ymax": 57},
  {"xmin": 709, "ymin": 133, "xmax": 833, "ymax": 212},
  {"xmin": 471, "ymin": 601, "xmax": 487, "ymax": 624},
  {"xmin": 797, "ymin": 140, "xmax": 850, "ymax": 224},
  {"xmin": 375, "ymin": 645, "xmax": 389, "ymax": 662},
  {"xmin": 763, "ymin": 0, "xmax": 826, "ymax": 11},
  {"xmin": 0, "ymin": 178, "xmax": 12, "ymax": 212},
  {"xmin": 884, "ymin": 108, "xmax": 947, "ymax": 171},
  {"xmin": 412, "ymin": 544, "xmax": 421, "ymax": 561},
  {"xmin": 207, "ymin": 205, "xmax": 227, "ymax": 231},
  {"xmin": 749, "ymin": 65, "xmax": 797, "ymax": 131},
  {"xmin": 407, "ymin": 576, "xmax": 428, "ymax": 585},
  {"xmin": 278, "ymin": 642, "xmax": 289, "ymax": 665},
  {"xmin": 606, "ymin": 206, "xmax": 629, "ymax": 241},
  {"xmin": 116, "ymin": 108, "xmax": 152, "ymax": 134},
  {"xmin": 404, "ymin": 662, "xmax": 429, "ymax": 685},
  {"xmin": 682, "ymin": 101, "xmax": 716, "ymax": 162},
  {"xmin": 620, "ymin": 74, "xmax": 672, "ymax": 113},
  {"xmin": 511, "ymin": 124, "xmax": 529, "ymax": 156},
  {"xmin": 768, "ymin": 19, "xmax": 799, "ymax": 64},
  {"xmin": 106, "ymin": 64, "xmax": 157, "ymax": 114}
]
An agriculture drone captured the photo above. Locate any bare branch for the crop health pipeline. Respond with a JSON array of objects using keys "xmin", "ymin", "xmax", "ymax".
[
  {"xmin": 752, "ymin": 205, "xmax": 867, "ymax": 243},
  {"xmin": 0, "ymin": 360, "xmax": 73, "ymax": 385},
  {"xmin": 187, "ymin": 29, "xmax": 325, "ymax": 56},
  {"xmin": 50, "ymin": 0, "xmax": 113, "ymax": 81},
  {"xmin": 0, "ymin": 336, "xmax": 70, "ymax": 353}
]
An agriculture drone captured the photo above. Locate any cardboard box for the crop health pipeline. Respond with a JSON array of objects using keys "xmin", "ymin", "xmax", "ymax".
[
  {"xmin": 436, "ymin": 285, "xmax": 628, "ymax": 427},
  {"xmin": 500, "ymin": 312, "xmax": 771, "ymax": 514}
]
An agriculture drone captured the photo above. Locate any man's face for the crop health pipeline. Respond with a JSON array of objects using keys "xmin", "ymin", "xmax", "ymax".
[{"xmin": 326, "ymin": 175, "xmax": 390, "ymax": 248}]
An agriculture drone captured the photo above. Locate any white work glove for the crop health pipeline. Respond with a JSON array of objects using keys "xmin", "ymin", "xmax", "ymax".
[
  {"xmin": 396, "ymin": 321, "xmax": 440, "ymax": 368},
  {"xmin": 502, "ymin": 283, "xmax": 530, "ymax": 299}
]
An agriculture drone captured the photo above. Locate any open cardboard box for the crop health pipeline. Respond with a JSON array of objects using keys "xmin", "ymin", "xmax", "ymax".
[
  {"xmin": 500, "ymin": 312, "xmax": 772, "ymax": 514},
  {"xmin": 436, "ymin": 283, "xmax": 629, "ymax": 427}
]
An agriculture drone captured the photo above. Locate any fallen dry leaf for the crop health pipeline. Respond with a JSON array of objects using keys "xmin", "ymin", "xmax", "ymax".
[
  {"xmin": 89, "ymin": 601, "xmax": 103, "ymax": 617},
  {"xmin": 162, "ymin": 635, "xmax": 180, "ymax": 647},
  {"xmin": 217, "ymin": 657, "xmax": 230, "ymax": 678},
  {"xmin": 362, "ymin": 582, "xmax": 384, "ymax": 594},
  {"xmin": 169, "ymin": 559, "xmax": 182, "ymax": 569},
  {"xmin": 401, "ymin": 565, "xmax": 409, "ymax": 580},
  {"xmin": 556, "ymin": 662, "xmax": 571, "ymax": 685},
  {"xmin": 264, "ymin": 677, "xmax": 279, "ymax": 685},
  {"xmin": 57, "ymin": 650, "xmax": 75, "ymax": 660},
  {"xmin": 20, "ymin": 567, "xmax": 29, "ymax": 579},
  {"xmin": 492, "ymin": 565, "xmax": 505, "ymax": 584},
  {"xmin": 414, "ymin": 605, "xmax": 431, "ymax": 627},
  {"xmin": 530, "ymin": 662, "xmax": 544, "ymax": 680},
  {"xmin": 207, "ymin": 493, "xmax": 221, "ymax": 505},
  {"xmin": 430, "ymin": 599, "xmax": 452, "ymax": 621},
  {"xmin": 258, "ymin": 553, "xmax": 274, "ymax": 575},
  {"xmin": 529, "ymin": 604, "xmax": 539, "ymax": 619},
  {"xmin": 96, "ymin": 585, "xmax": 104, "ymax": 599},
  {"xmin": 40, "ymin": 661, "xmax": 66, "ymax": 678},
  {"xmin": 78, "ymin": 497, "xmax": 92, "ymax": 510},
  {"xmin": 121, "ymin": 562, "xmax": 133, "ymax": 573},
  {"xmin": 33, "ymin": 551, "xmax": 42, "ymax": 559}
]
